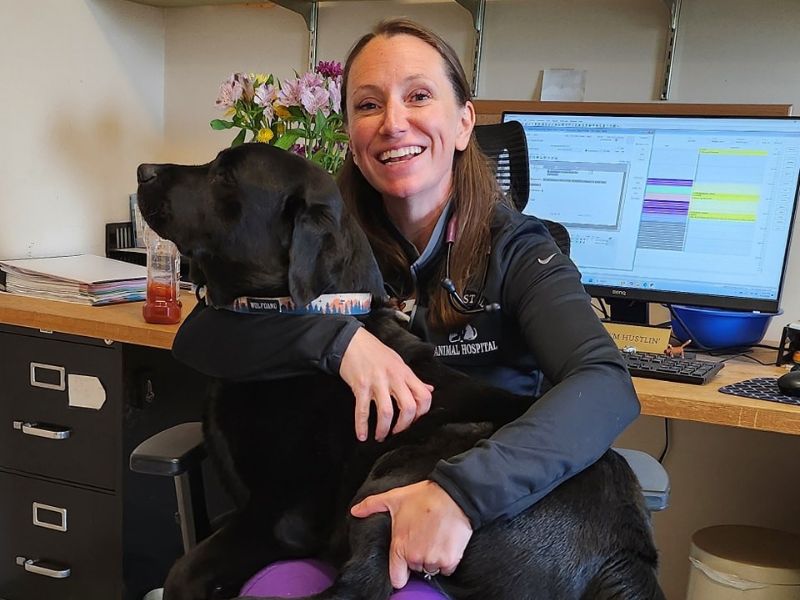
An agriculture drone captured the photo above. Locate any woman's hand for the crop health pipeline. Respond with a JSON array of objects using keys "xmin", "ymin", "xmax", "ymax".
[
  {"xmin": 339, "ymin": 328, "xmax": 433, "ymax": 442},
  {"xmin": 350, "ymin": 480, "xmax": 473, "ymax": 589}
]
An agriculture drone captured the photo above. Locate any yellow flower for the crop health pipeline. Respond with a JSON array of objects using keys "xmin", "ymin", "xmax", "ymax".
[
  {"xmin": 274, "ymin": 103, "xmax": 291, "ymax": 119},
  {"xmin": 256, "ymin": 128, "xmax": 274, "ymax": 143},
  {"xmin": 225, "ymin": 107, "xmax": 236, "ymax": 118},
  {"xmin": 252, "ymin": 73, "xmax": 269, "ymax": 86}
]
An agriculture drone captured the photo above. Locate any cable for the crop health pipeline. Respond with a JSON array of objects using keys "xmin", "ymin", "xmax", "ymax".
[{"xmin": 658, "ymin": 418, "xmax": 670, "ymax": 464}]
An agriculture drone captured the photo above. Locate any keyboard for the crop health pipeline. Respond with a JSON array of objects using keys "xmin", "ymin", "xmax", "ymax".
[{"xmin": 621, "ymin": 351, "xmax": 724, "ymax": 385}]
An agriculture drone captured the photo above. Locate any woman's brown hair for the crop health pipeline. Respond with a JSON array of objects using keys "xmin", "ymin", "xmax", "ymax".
[{"xmin": 338, "ymin": 18, "xmax": 509, "ymax": 331}]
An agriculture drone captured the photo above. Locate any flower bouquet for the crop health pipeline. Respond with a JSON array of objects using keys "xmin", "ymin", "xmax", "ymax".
[{"xmin": 211, "ymin": 61, "xmax": 348, "ymax": 174}]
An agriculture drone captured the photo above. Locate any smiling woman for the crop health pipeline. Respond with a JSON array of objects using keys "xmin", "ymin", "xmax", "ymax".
[
  {"xmin": 171, "ymin": 17, "xmax": 647, "ymax": 600},
  {"xmin": 344, "ymin": 34, "xmax": 474, "ymax": 238}
]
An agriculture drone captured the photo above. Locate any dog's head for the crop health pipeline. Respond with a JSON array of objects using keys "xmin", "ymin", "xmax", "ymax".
[{"xmin": 136, "ymin": 144, "xmax": 383, "ymax": 308}]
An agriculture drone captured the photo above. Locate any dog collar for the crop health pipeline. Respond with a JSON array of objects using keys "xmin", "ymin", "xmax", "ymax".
[{"xmin": 210, "ymin": 290, "xmax": 372, "ymax": 316}]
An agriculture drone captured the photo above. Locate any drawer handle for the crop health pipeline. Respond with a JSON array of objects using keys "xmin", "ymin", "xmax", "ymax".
[
  {"xmin": 13, "ymin": 421, "xmax": 71, "ymax": 440},
  {"xmin": 30, "ymin": 362, "xmax": 66, "ymax": 391},
  {"xmin": 33, "ymin": 502, "xmax": 68, "ymax": 532},
  {"xmin": 15, "ymin": 556, "xmax": 71, "ymax": 579}
]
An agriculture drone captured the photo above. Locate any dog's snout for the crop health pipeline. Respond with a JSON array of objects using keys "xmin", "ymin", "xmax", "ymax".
[{"xmin": 137, "ymin": 164, "xmax": 159, "ymax": 184}]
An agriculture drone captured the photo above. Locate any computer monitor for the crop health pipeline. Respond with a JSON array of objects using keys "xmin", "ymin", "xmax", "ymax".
[{"xmin": 502, "ymin": 111, "xmax": 800, "ymax": 315}]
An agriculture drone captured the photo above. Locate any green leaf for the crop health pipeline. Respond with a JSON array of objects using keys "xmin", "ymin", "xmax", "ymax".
[
  {"xmin": 210, "ymin": 119, "xmax": 234, "ymax": 130},
  {"xmin": 315, "ymin": 109, "xmax": 326, "ymax": 132},
  {"xmin": 274, "ymin": 130, "xmax": 303, "ymax": 150},
  {"xmin": 231, "ymin": 128, "xmax": 247, "ymax": 147}
]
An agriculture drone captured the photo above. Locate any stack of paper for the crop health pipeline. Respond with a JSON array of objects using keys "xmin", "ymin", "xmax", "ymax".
[{"xmin": 0, "ymin": 254, "xmax": 147, "ymax": 306}]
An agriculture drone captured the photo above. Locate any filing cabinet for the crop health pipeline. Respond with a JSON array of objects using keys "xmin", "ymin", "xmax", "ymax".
[{"xmin": 0, "ymin": 324, "xmax": 209, "ymax": 600}]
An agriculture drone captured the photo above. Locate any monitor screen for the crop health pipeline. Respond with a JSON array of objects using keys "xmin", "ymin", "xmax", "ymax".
[{"xmin": 502, "ymin": 112, "xmax": 800, "ymax": 313}]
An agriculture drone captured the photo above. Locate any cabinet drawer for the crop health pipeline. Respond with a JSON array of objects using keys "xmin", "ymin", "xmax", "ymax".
[
  {"xmin": 0, "ymin": 332, "xmax": 121, "ymax": 489},
  {"xmin": 0, "ymin": 470, "xmax": 120, "ymax": 600}
]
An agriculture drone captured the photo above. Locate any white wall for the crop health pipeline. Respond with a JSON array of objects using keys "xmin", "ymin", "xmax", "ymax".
[
  {"xmin": 3, "ymin": 1, "xmax": 800, "ymax": 598},
  {"xmin": 0, "ymin": 0, "xmax": 164, "ymax": 259}
]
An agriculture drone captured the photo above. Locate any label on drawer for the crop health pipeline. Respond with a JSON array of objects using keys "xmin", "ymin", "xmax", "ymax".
[{"xmin": 67, "ymin": 374, "xmax": 106, "ymax": 410}]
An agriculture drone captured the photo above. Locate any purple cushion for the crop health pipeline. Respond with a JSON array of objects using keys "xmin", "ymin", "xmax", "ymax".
[
  {"xmin": 240, "ymin": 559, "xmax": 446, "ymax": 598},
  {"xmin": 240, "ymin": 559, "xmax": 336, "ymax": 597}
]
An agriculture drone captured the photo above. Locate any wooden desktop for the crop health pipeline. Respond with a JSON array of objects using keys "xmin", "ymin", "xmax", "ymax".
[{"xmin": 0, "ymin": 292, "xmax": 796, "ymax": 436}]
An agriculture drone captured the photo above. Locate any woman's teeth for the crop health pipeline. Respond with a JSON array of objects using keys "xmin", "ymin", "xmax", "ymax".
[{"xmin": 379, "ymin": 146, "xmax": 424, "ymax": 163}]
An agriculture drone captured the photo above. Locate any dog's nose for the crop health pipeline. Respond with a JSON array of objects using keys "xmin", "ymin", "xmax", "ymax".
[{"xmin": 137, "ymin": 164, "xmax": 159, "ymax": 184}]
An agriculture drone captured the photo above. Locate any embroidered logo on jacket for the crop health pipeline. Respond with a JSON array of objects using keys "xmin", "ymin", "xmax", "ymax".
[{"xmin": 435, "ymin": 323, "xmax": 498, "ymax": 358}]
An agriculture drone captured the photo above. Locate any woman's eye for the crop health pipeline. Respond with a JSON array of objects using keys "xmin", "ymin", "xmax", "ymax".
[
  {"xmin": 410, "ymin": 91, "xmax": 431, "ymax": 102},
  {"xmin": 356, "ymin": 101, "xmax": 378, "ymax": 111}
]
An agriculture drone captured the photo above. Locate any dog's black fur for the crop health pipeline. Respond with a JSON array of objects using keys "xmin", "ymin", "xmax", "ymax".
[{"xmin": 137, "ymin": 143, "xmax": 665, "ymax": 600}]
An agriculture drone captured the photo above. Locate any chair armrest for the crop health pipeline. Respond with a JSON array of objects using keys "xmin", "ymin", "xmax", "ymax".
[
  {"xmin": 613, "ymin": 447, "xmax": 670, "ymax": 512},
  {"xmin": 130, "ymin": 421, "xmax": 206, "ymax": 477}
]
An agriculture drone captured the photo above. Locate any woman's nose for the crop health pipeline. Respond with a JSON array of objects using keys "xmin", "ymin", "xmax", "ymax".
[{"xmin": 380, "ymin": 100, "xmax": 408, "ymax": 135}]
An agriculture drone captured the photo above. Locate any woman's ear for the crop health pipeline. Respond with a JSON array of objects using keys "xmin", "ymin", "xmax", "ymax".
[{"xmin": 455, "ymin": 100, "xmax": 476, "ymax": 152}]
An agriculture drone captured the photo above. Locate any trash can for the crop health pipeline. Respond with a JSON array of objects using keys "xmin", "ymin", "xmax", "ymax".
[{"xmin": 687, "ymin": 525, "xmax": 800, "ymax": 599}]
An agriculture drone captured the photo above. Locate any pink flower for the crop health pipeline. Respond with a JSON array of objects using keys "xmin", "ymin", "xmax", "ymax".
[
  {"xmin": 215, "ymin": 72, "xmax": 255, "ymax": 108},
  {"xmin": 301, "ymin": 86, "xmax": 330, "ymax": 116}
]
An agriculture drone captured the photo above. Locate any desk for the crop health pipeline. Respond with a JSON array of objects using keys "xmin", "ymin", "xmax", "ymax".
[
  {"xmin": 0, "ymin": 292, "xmax": 197, "ymax": 350},
  {"xmin": 636, "ymin": 359, "xmax": 799, "ymax": 435},
  {"xmin": 1, "ymin": 293, "xmax": 798, "ymax": 436},
  {"xmin": 1, "ymin": 293, "xmax": 797, "ymax": 430}
]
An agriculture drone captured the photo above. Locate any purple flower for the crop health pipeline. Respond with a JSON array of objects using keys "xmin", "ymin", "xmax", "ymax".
[
  {"xmin": 301, "ymin": 86, "xmax": 330, "ymax": 116},
  {"xmin": 277, "ymin": 77, "xmax": 302, "ymax": 107},
  {"xmin": 328, "ymin": 78, "xmax": 342, "ymax": 113},
  {"xmin": 234, "ymin": 72, "xmax": 255, "ymax": 102},
  {"xmin": 316, "ymin": 60, "xmax": 343, "ymax": 79},
  {"xmin": 279, "ymin": 71, "xmax": 327, "ymax": 114},
  {"xmin": 215, "ymin": 74, "xmax": 244, "ymax": 109},
  {"xmin": 254, "ymin": 83, "xmax": 277, "ymax": 121}
]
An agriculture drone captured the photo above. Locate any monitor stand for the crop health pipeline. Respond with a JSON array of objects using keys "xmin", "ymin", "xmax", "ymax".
[{"xmin": 606, "ymin": 299, "xmax": 649, "ymax": 326}]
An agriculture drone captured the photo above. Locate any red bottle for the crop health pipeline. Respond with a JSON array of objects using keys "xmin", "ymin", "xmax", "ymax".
[{"xmin": 142, "ymin": 227, "xmax": 182, "ymax": 324}]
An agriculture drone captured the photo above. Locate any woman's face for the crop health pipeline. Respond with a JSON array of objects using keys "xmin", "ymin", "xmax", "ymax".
[{"xmin": 345, "ymin": 34, "xmax": 475, "ymax": 211}]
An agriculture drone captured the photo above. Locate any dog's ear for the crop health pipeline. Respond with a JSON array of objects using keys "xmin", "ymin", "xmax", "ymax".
[{"xmin": 287, "ymin": 189, "xmax": 343, "ymax": 307}]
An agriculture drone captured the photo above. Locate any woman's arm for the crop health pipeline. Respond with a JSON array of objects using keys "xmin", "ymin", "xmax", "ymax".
[
  {"xmin": 429, "ymin": 221, "xmax": 639, "ymax": 529},
  {"xmin": 173, "ymin": 301, "xmax": 432, "ymax": 440},
  {"xmin": 172, "ymin": 300, "xmax": 362, "ymax": 380}
]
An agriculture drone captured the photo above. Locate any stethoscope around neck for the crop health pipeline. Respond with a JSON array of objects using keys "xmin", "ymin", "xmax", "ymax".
[{"xmin": 440, "ymin": 215, "xmax": 501, "ymax": 315}]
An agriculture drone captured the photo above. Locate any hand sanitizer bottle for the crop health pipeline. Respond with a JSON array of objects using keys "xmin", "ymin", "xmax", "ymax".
[{"xmin": 142, "ymin": 225, "xmax": 182, "ymax": 324}]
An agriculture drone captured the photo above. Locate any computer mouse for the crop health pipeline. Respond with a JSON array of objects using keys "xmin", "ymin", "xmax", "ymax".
[{"xmin": 777, "ymin": 370, "xmax": 800, "ymax": 397}]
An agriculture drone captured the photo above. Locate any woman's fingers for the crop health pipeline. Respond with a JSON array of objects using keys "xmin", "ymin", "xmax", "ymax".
[
  {"xmin": 340, "ymin": 328, "xmax": 434, "ymax": 441},
  {"xmin": 373, "ymin": 388, "xmax": 395, "ymax": 442}
]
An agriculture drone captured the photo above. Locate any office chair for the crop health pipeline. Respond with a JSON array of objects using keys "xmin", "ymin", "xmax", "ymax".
[
  {"xmin": 473, "ymin": 121, "xmax": 570, "ymax": 256},
  {"xmin": 129, "ymin": 123, "xmax": 669, "ymax": 594}
]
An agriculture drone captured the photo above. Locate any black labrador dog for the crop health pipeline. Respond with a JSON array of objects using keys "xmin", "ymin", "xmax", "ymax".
[{"xmin": 136, "ymin": 143, "xmax": 665, "ymax": 600}]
